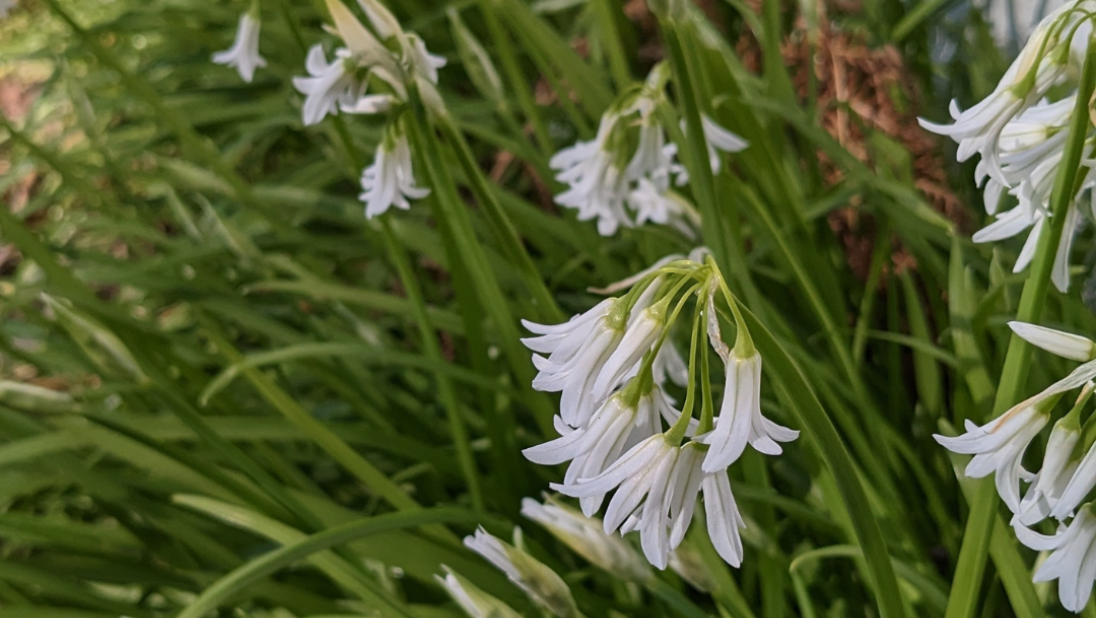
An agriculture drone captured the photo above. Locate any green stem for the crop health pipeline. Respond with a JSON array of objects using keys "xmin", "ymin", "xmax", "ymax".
[{"xmin": 943, "ymin": 33, "xmax": 1096, "ymax": 618}]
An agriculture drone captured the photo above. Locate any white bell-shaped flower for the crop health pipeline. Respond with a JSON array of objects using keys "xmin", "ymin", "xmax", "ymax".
[
  {"xmin": 359, "ymin": 131, "xmax": 430, "ymax": 218},
  {"xmin": 212, "ymin": 12, "xmax": 267, "ymax": 83}
]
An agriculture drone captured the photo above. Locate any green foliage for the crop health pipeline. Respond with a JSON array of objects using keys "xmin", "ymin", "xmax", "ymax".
[{"xmin": 2, "ymin": 0, "xmax": 1096, "ymax": 617}]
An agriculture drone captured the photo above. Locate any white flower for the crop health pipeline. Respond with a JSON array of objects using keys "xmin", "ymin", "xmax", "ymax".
[
  {"xmin": 971, "ymin": 199, "xmax": 1087, "ymax": 292},
  {"xmin": 1015, "ymin": 405, "xmax": 1084, "ymax": 526},
  {"xmin": 0, "ymin": 0, "xmax": 16, "ymax": 18},
  {"xmin": 212, "ymin": 12, "xmax": 267, "ymax": 83},
  {"xmin": 702, "ymin": 467, "xmax": 747, "ymax": 567},
  {"xmin": 464, "ymin": 528, "xmax": 578, "ymax": 618},
  {"xmin": 550, "ymin": 113, "xmax": 633, "ymax": 236},
  {"xmin": 699, "ymin": 350, "xmax": 799, "ymax": 473},
  {"xmin": 521, "ymin": 497, "xmax": 650, "ymax": 581},
  {"xmin": 935, "ymin": 403, "xmax": 1049, "ymax": 512},
  {"xmin": 673, "ymin": 115, "xmax": 748, "ymax": 184},
  {"xmin": 1049, "ymin": 446, "xmax": 1096, "ymax": 521},
  {"xmin": 523, "ymin": 389, "xmax": 685, "ymax": 515},
  {"xmin": 588, "ymin": 301, "xmax": 667, "ymax": 403},
  {"xmin": 627, "ymin": 179, "xmax": 693, "ymax": 234},
  {"xmin": 340, "ymin": 94, "xmax": 394, "ymax": 115},
  {"xmin": 359, "ymin": 132, "xmax": 430, "ymax": 218},
  {"xmin": 292, "ymin": 45, "xmax": 365, "ymax": 126},
  {"xmin": 1009, "ymin": 322, "xmax": 1096, "ymax": 362},
  {"xmin": 701, "ymin": 114, "xmax": 748, "ymax": 174},
  {"xmin": 1014, "ymin": 506, "xmax": 1096, "ymax": 612},
  {"xmin": 552, "ymin": 435, "xmax": 678, "ymax": 567},
  {"xmin": 524, "ymin": 299, "xmax": 625, "ymax": 427},
  {"xmin": 435, "ymin": 566, "xmax": 523, "ymax": 618},
  {"xmin": 407, "ymin": 33, "xmax": 447, "ymax": 84}
]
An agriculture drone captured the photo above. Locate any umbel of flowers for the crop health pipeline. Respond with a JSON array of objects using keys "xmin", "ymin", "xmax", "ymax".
[
  {"xmin": 920, "ymin": 0, "xmax": 1096, "ymax": 292},
  {"xmin": 515, "ymin": 249, "xmax": 798, "ymax": 570},
  {"xmin": 936, "ymin": 322, "xmax": 1096, "ymax": 612},
  {"xmin": 291, "ymin": 0, "xmax": 444, "ymax": 218},
  {"xmin": 551, "ymin": 63, "xmax": 747, "ymax": 236}
]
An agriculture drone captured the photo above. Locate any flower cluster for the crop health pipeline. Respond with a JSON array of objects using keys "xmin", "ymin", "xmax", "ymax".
[
  {"xmin": 921, "ymin": 1, "xmax": 1096, "ymax": 291},
  {"xmin": 519, "ymin": 250, "xmax": 797, "ymax": 569},
  {"xmin": 936, "ymin": 322, "xmax": 1096, "ymax": 612},
  {"xmin": 291, "ymin": 0, "xmax": 444, "ymax": 218},
  {"xmin": 550, "ymin": 64, "xmax": 747, "ymax": 236}
]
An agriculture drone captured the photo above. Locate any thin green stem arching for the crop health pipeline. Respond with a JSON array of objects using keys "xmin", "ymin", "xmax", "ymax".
[{"xmin": 943, "ymin": 33, "xmax": 1096, "ymax": 618}]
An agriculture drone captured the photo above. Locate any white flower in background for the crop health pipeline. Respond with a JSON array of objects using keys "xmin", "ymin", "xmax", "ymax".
[
  {"xmin": 923, "ymin": 2, "xmax": 1096, "ymax": 290},
  {"xmin": 521, "ymin": 497, "xmax": 650, "ymax": 581},
  {"xmin": 464, "ymin": 528, "xmax": 578, "ymax": 618},
  {"xmin": 672, "ymin": 114, "xmax": 748, "ymax": 185},
  {"xmin": 359, "ymin": 131, "xmax": 430, "ymax": 218},
  {"xmin": 212, "ymin": 11, "xmax": 267, "ymax": 83},
  {"xmin": 1014, "ymin": 506, "xmax": 1096, "ymax": 612},
  {"xmin": 549, "ymin": 63, "xmax": 746, "ymax": 236},
  {"xmin": 407, "ymin": 33, "xmax": 447, "ymax": 83},
  {"xmin": 435, "ymin": 566, "xmax": 523, "ymax": 618},
  {"xmin": 550, "ymin": 112, "xmax": 633, "ymax": 236},
  {"xmin": 0, "ymin": 0, "xmax": 16, "ymax": 18},
  {"xmin": 699, "ymin": 349, "xmax": 799, "ymax": 472},
  {"xmin": 295, "ymin": 0, "xmax": 446, "ymax": 126},
  {"xmin": 1009, "ymin": 321, "xmax": 1096, "ymax": 362},
  {"xmin": 935, "ymin": 402, "xmax": 1049, "ymax": 511}
]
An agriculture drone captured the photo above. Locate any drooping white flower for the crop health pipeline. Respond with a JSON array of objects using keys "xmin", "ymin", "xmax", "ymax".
[
  {"xmin": 589, "ymin": 299, "xmax": 667, "ymax": 404},
  {"xmin": 359, "ymin": 131, "xmax": 430, "ymax": 218},
  {"xmin": 699, "ymin": 350, "xmax": 799, "ymax": 473},
  {"xmin": 918, "ymin": 1, "xmax": 1075, "ymax": 184},
  {"xmin": 340, "ymin": 94, "xmax": 395, "ymax": 115},
  {"xmin": 435, "ymin": 566, "xmax": 523, "ymax": 618},
  {"xmin": 673, "ymin": 115, "xmax": 748, "ymax": 185},
  {"xmin": 971, "ymin": 199, "xmax": 1087, "ymax": 292},
  {"xmin": 701, "ymin": 114, "xmax": 748, "ymax": 175},
  {"xmin": 524, "ymin": 298, "xmax": 628, "ymax": 427},
  {"xmin": 521, "ymin": 497, "xmax": 650, "ymax": 581},
  {"xmin": 406, "ymin": 33, "xmax": 447, "ymax": 83},
  {"xmin": 212, "ymin": 12, "xmax": 267, "ymax": 83},
  {"xmin": 1009, "ymin": 322, "xmax": 1096, "ymax": 362},
  {"xmin": 293, "ymin": 45, "xmax": 365, "ymax": 126},
  {"xmin": 702, "ymin": 467, "xmax": 747, "ymax": 567},
  {"xmin": 550, "ymin": 113, "xmax": 633, "ymax": 236},
  {"xmin": 464, "ymin": 528, "xmax": 578, "ymax": 618},
  {"xmin": 935, "ymin": 403, "xmax": 1049, "ymax": 512},
  {"xmin": 627, "ymin": 178, "xmax": 694, "ymax": 235},
  {"xmin": 1015, "ymin": 392, "xmax": 1086, "ymax": 526},
  {"xmin": 1014, "ymin": 506, "xmax": 1096, "ymax": 612}
]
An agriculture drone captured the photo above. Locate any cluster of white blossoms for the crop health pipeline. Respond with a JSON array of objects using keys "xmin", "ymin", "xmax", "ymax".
[
  {"xmin": 211, "ymin": 4, "xmax": 267, "ymax": 84},
  {"xmin": 550, "ymin": 64, "xmax": 747, "ymax": 236},
  {"xmin": 515, "ymin": 249, "xmax": 797, "ymax": 569},
  {"xmin": 920, "ymin": 1, "xmax": 1096, "ymax": 292},
  {"xmin": 291, "ymin": 0, "xmax": 443, "ymax": 218},
  {"xmin": 936, "ymin": 322, "xmax": 1096, "ymax": 612}
]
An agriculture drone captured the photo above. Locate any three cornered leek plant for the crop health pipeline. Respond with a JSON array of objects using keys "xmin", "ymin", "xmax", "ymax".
[
  {"xmin": 13, "ymin": 0, "xmax": 1096, "ymax": 616},
  {"xmin": 927, "ymin": 0, "xmax": 1096, "ymax": 613}
]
